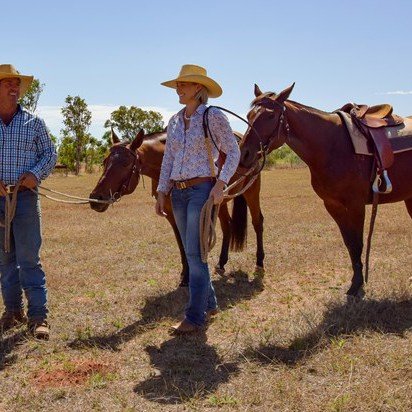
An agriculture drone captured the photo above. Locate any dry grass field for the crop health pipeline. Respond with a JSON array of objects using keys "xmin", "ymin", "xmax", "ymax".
[{"xmin": 0, "ymin": 168, "xmax": 411, "ymax": 412}]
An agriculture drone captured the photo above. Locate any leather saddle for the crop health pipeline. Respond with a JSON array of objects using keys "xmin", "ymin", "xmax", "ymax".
[
  {"xmin": 337, "ymin": 103, "xmax": 407, "ymax": 194},
  {"xmin": 338, "ymin": 103, "xmax": 405, "ymax": 172},
  {"xmin": 350, "ymin": 104, "xmax": 403, "ymax": 128}
]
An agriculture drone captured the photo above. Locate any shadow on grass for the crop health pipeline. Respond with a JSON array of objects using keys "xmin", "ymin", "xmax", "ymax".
[
  {"xmin": 69, "ymin": 270, "xmax": 264, "ymax": 351},
  {"xmin": 0, "ymin": 330, "xmax": 26, "ymax": 370},
  {"xmin": 244, "ymin": 297, "xmax": 412, "ymax": 367},
  {"xmin": 134, "ymin": 333, "xmax": 240, "ymax": 405}
]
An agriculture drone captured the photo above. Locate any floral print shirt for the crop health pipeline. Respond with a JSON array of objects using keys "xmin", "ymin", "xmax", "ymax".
[{"xmin": 157, "ymin": 104, "xmax": 240, "ymax": 193}]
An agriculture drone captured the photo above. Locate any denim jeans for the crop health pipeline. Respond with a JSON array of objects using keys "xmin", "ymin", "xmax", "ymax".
[
  {"xmin": 0, "ymin": 190, "xmax": 48, "ymax": 320},
  {"xmin": 171, "ymin": 181, "xmax": 217, "ymax": 326}
]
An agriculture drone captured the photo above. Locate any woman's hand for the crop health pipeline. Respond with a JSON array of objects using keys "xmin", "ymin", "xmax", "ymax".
[
  {"xmin": 209, "ymin": 179, "xmax": 226, "ymax": 205},
  {"xmin": 155, "ymin": 192, "xmax": 167, "ymax": 216}
]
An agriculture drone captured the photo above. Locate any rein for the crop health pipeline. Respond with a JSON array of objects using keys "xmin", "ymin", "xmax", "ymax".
[
  {"xmin": 200, "ymin": 105, "xmax": 266, "ymax": 263},
  {"xmin": 34, "ymin": 186, "xmax": 118, "ymax": 205},
  {"xmin": 203, "ymin": 106, "xmax": 268, "ymax": 179}
]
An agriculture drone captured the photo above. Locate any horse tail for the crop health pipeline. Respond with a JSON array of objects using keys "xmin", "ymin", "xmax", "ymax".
[{"xmin": 230, "ymin": 194, "xmax": 248, "ymax": 252}]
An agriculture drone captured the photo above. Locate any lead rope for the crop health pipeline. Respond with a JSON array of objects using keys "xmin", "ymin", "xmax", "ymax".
[
  {"xmin": 34, "ymin": 185, "xmax": 116, "ymax": 204},
  {"xmin": 200, "ymin": 135, "xmax": 220, "ymax": 263},
  {"xmin": 199, "ymin": 107, "xmax": 266, "ymax": 263},
  {"xmin": 0, "ymin": 181, "xmax": 23, "ymax": 252},
  {"xmin": 0, "ymin": 184, "xmax": 115, "ymax": 252}
]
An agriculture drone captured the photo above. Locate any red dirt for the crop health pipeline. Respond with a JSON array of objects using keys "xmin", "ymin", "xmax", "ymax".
[{"xmin": 32, "ymin": 360, "xmax": 112, "ymax": 388}]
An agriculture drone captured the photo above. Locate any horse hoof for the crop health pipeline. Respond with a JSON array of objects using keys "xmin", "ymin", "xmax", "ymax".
[
  {"xmin": 253, "ymin": 266, "xmax": 265, "ymax": 278},
  {"xmin": 346, "ymin": 285, "xmax": 365, "ymax": 300},
  {"xmin": 214, "ymin": 266, "xmax": 226, "ymax": 276}
]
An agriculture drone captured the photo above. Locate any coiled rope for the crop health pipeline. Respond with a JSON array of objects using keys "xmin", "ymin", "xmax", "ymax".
[{"xmin": 0, "ymin": 184, "xmax": 114, "ymax": 252}]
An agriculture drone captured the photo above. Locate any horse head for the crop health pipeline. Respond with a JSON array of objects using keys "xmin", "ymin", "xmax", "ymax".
[
  {"xmin": 240, "ymin": 83, "xmax": 295, "ymax": 168},
  {"xmin": 89, "ymin": 129, "xmax": 145, "ymax": 212}
]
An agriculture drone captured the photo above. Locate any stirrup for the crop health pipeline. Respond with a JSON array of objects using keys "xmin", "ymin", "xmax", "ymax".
[{"xmin": 372, "ymin": 170, "xmax": 392, "ymax": 194}]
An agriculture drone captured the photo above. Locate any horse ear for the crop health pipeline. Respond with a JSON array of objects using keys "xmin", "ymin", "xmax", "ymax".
[
  {"xmin": 277, "ymin": 82, "xmax": 295, "ymax": 104},
  {"xmin": 129, "ymin": 129, "xmax": 145, "ymax": 152},
  {"xmin": 111, "ymin": 127, "xmax": 120, "ymax": 145},
  {"xmin": 254, "ymin": 84, "xmax": 263, "ymax": 97}
]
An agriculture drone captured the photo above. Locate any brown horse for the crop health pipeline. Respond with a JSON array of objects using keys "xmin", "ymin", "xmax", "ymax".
[
  {"xmin": 240, "ymin": 83, "xmax": 412, "ymax": 297},
  {"xmin": 89, "ymin": 129, "xmax": 265, "ymax": 286}
]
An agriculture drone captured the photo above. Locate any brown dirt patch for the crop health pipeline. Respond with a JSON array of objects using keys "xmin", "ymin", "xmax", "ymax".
[{"xmin": 31, "ymin": 359, "xmax": 113, "ymax": 388}]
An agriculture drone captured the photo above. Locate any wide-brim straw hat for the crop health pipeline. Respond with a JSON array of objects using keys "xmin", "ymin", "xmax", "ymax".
[
  {"xmin": 161, "ymin": 64, "xmax": 222, "ymax": 98},
  {"xmin": 0, "ymin": 64, "xmax": 33, "ymax": 97}
]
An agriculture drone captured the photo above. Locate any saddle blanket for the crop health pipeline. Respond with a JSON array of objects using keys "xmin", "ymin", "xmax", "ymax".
[{"xmin": 337, "ymin": 111, "xmax": 412, "ymax": 156}]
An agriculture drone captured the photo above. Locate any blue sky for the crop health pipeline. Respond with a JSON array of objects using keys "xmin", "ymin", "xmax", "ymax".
[{"xmin": 3, "ymin": 0, "xmax": 412, "ymax": 138}]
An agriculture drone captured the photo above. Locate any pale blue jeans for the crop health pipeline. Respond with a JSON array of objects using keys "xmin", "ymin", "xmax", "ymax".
[
  {"xmin": 0, "ymin": 191, "xmax": 48, "ymax": 320},
  {"xmin": 171, "ymin": 181, "xmax": 217, "ymax": 326}
]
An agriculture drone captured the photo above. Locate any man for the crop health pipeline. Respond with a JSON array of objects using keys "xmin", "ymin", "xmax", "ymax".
[{"xmin": 0, "ymin": 64, "xmax": 56, "ymax": 340}]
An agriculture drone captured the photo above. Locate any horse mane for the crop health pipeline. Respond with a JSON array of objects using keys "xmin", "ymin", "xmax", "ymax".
[
  {"xmin": 287, "ymin": 100, "xmax": 331, "ymax": 116},
  {"xmin": 142, "ymin": 129, "xmax": 167, "ymax": 144},
  {"xmin": 114, "ymin": 129, "xmax": 167, "ymax": 146}
]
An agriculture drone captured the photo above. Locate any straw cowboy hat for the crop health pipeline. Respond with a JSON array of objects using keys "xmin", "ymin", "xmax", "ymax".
[
  {"xmin": 161, "ymin": 64, "xmax": 222, "ymax": 98},
  {"xmin": 0, "ymin": 64, "xmax": 34, "ymax": 97}
]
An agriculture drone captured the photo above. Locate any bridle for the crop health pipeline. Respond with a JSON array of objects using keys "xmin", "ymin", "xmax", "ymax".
[
  {"xmin": 250, "ymin": 99, "xmax": 290, "ymax": 155},
  {"xmin": 105, "ymin": 145, "xmax": 141, "ymax": 201}
]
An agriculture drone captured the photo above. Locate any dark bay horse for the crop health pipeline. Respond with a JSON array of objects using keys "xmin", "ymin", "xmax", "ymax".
[
  {"xmin": 240, "ymin": 83, "xmax": 412, "ymax": 297},
  {"xmin": 89, "ymin": 129, "xmax": 265, "ymax": 286}
]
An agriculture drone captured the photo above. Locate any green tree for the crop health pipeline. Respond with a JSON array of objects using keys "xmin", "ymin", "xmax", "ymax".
[
  {"xmin": 104, "ymin": 106, "xmax": 164, "ymax": 141},
  {"xmin": 84, "ymin": 136, "xmax": 108, "ymax": 173},
  {"xmin": 57, "ymin": 134, "xmax": 76, "ymax": 171},
  {"xmin": 61, "ymin": 96, "xmax": 92, "ymax": 175},
  {"xmin": 264, "ymin": 144, "xmax": 304, "ymax": 169},
  {"xmin": 19, "ymin": 78, "xmax": 44, "ymax": 112}
]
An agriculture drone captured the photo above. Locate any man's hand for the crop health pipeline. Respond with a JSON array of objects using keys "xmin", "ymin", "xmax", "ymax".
[
  {"xmin": 155, "ymin": 192, "xmax": 167, "ymax": 217},
  {"xmin": 18, "ymin": 172, "xmax": 38, "ymax": 189},
  {"xmin": 0, "ymin": 181, "xmax": 7, "ymax": 196},
  {"xmin": 209, "ymin": 179, "xmax": 226, "ymax": 205}
]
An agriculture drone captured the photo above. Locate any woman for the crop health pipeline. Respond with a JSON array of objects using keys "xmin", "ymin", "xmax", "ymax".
[{"xmin": 156, "ymin": 64, "xmax": 240, "ymax": 333}]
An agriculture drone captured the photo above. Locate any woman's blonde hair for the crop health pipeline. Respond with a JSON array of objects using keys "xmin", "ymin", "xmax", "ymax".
[{"xmin": 195, "ymin": 86, "xmax": 209, "ymax": 104}]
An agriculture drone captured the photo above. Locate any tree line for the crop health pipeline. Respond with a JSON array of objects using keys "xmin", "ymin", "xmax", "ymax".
[{"xmin": 20, "ymin": 79, "xmax": 164, "ymax": 175}]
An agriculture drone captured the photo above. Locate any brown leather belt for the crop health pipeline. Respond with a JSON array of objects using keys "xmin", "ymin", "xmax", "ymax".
[{"xmin": 172, "ymin": 177, "xmax": 215, "ymax": 190}]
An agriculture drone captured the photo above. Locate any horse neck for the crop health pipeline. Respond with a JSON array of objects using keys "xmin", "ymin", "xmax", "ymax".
[
  {"xmin": 285, "ymin": 101, "xmax": 342, "ymax": 168},
  {"xmin": 138, "ymin": 139, "xmax": 165, "ymax": 181}
]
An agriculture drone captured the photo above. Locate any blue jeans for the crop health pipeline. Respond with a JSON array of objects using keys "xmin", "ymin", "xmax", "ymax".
[
  {"xmin": 171, "ymin": 181, "xmax": 217, "ymax": 326},
  {"xmin": 0, "ymin": 190, "xmax": 48, "ymax": 320}
]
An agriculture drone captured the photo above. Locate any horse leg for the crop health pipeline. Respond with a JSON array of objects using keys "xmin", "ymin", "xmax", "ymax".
[
  {"xmin": 243, "ymin": 176, "xmax": 265, "ymax": 275},
  {"xmin": 215, "ymin": 202, "xmax": 231, "ymax": 276},
  {"xmin": 404, "ymin": 198, "xmax": 412, "ymax": 218},
  {"xmin": 323, "ymin": 200, "xmax": 365, "ymax": 296},
  {"xmin": 164, "ymin": 198, "xmax": 189, "ymax": 287}
]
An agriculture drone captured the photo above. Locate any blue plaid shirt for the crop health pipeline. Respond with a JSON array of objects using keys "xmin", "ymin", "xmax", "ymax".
[{"xmin": 0, "ymin": 105, "xmax": 57, "ymax": 185}]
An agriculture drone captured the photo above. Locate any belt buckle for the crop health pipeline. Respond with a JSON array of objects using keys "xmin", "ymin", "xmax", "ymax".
[
  {"xmin": 176, "ymin": 181, "xmax": 187, "ymax": 189},
  {"xmin": 6, "ymin": 185, "xmax": 15, "ymax": 194}
]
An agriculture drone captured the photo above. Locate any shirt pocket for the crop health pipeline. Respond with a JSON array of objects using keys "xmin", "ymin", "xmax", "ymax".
[{"xmin": 17, "ymin": 124, "xmax": 36, "ymax": 152}]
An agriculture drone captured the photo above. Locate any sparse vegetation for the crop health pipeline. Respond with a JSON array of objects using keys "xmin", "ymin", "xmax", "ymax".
[{"xmin": 0, "ymin": 169, "xmax": 410, "ymax": 411}]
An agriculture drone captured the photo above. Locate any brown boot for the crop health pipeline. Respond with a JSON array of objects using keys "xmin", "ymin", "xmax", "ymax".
[
  {"xmin": 28, "ymin": 319, "xmax": 50, "ymax": 340},
  {"xmin": 0, "ymin": 310, "xmax": 27, "ymax": 331},
  {"xmin": 206, "ymin": 308, "xmax": 219, "ymax": 323},
  {"xmin": 170, "ymin": 319, "xmax": 202, "ymax": 335}
]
